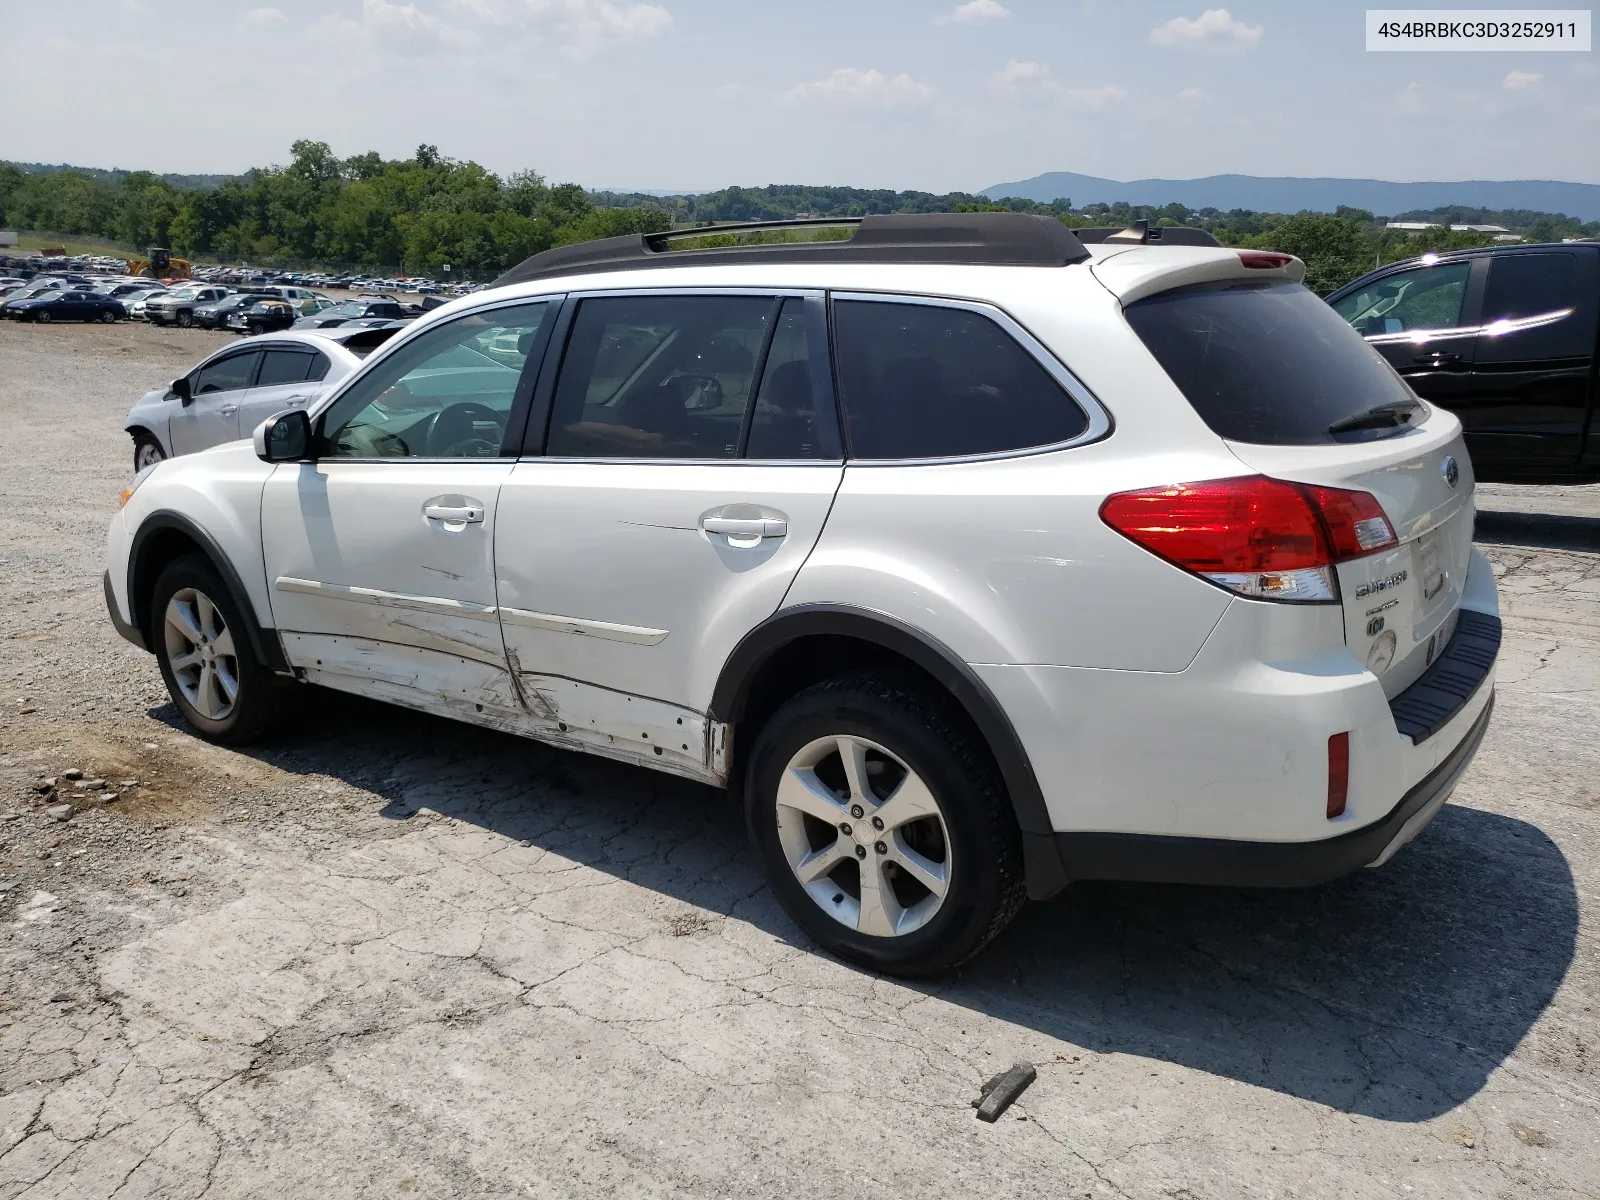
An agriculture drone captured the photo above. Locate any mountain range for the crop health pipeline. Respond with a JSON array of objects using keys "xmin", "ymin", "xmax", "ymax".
[{"xmin": 981, "ymin": 172, "xmax": 1600, "ymax": 222}]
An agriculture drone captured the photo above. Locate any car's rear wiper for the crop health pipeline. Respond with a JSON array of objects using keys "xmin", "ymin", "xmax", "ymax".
[{"xmin": 1327, "ymin": 400, "xmax": 1423, "ymax": 435}]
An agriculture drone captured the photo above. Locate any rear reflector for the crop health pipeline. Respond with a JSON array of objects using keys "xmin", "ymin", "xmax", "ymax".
[
  {"xmin": 1099, "ymin": 476, "xmax": 1397, "ymax": 603},
  {"xmin": 1327, "ymin": 732, "xmax": 1350, "ymax": 819},
  {"xmin": 1238, "ymin": 251, "xmax": 1294, "ymax": 269}
]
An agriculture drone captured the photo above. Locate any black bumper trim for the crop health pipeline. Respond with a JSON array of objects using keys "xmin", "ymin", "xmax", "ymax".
[
  {"xmin": 1389, "ymin": 609, "xmax": 1501, "ymax": 744},
  {"xmin": 103, "ymin": 570, "xmax": 148, "ymax": 652},
  {"xmin": 1052, "ymin": 694, "xmax": 1494, "ymax": 889}
]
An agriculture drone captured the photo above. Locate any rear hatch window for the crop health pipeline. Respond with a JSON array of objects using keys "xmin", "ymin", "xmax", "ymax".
[{"xmin": 1124, "ymin": 280, "xmax": 1423, "ymax": 445}]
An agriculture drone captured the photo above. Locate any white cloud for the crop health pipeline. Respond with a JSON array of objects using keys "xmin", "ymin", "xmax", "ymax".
[
  {"xmin": 935, "ymin": 0, "xmax": 1009, "ymax": 25},
  {"xmin": 785, "ymin": 67, "xmax": 935, "ymax": 111},
  {"xmin": 1067, "ymin": 82, "xmax": 1128, "ymax": 111},
  {"xmin": 311, "ymin": 0, "xmax": 477, "ymax": 55},
  {"xmin": 1177, "ymin": 86, "xmax": 1212, "ymax": 102},
  {"xmin": 1395, "ymin": 82, "xmax": 1427, "ymax": 115},
  {"xmin": 447, "ymin": 0, "xmax": 672, "ymax": 52},
  {"xmin": 1150, "ymin": 8, "xmax": 1262, "ymax": 52},
  {"xmin": 239, "ymin": 7, "xmax": 286, "ymax": 31},
  {"xmin": 1503, "ymin": 70, "xmax": 1542, "ymax": 90}
]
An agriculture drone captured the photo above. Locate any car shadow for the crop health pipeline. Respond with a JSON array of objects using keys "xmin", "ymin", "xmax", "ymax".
[
  {"xmin": 152, "ymin": 686, "xmax": 1578, "ymax": 1125},
  {"xmin": 1475, "ymin": 509, "xmax": 1600, "ymax": 553}
]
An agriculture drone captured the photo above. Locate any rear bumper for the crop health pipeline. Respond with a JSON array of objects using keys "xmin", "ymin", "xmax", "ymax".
[{"xmin": 1052, "ymin": 694, "xmax": 1493, "ymax": 887}]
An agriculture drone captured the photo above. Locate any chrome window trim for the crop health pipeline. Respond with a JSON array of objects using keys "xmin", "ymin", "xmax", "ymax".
[{"xmin": 829, "ymin": 290, "xmax": 1113, "ymax": 465}]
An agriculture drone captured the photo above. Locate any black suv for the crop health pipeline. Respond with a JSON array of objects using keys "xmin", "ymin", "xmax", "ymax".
[
  {"xmin": 192, "ymin": 292, "xmax": 279, "ymax": 330},
  {"xmin": 1327, "ymin": 242, "xmax": 1600, "ymax": 482}
]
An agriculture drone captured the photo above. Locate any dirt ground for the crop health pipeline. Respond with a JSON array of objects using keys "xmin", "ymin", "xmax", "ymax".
[{"xmin": 0, "ymin": 317, "xmax": 1597, "ymax": 1199}]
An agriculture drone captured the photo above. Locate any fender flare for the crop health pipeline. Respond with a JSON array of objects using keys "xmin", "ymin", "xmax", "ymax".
[
  {"xmin": 710, "ymin": 603, "xmax": 1069, "ymax": 899},
  {"xmin": 127, "ymin": 510, "xmax": 288, "ymax": 673}
]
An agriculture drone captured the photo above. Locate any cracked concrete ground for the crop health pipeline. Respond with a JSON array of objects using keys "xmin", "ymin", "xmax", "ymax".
[{"xmin": 1, "ymin": 319, "xmax": 1597, "ymax": 1198}]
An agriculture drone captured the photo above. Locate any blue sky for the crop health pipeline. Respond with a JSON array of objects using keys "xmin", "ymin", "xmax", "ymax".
[{"xmin": 2, "ymin": 1, "xmax": 1596, "ymax": 190}]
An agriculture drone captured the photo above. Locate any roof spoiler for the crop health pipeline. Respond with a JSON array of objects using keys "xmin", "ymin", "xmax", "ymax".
[
  {"xmin": 1072, "ymin": 220, "xmax": 1220, "ymax": 248},
  {"xmin": 492, "ymin": 213, "xmax": 1091, "ymax": 287}
]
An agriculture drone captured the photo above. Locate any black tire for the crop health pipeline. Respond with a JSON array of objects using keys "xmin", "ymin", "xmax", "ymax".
[
  {"xmin": 745, "ymin": 671, "xmax": 1026, "ymax": 977},
  {"xmin": 248, "ymin": 321, "xmax": 264, "ymax": 336},
  {"xmin": 35, "ymin": 310, "xmax": 51, "ymax": 324},
  {"xmin": 132, "ymin": 434, "xmax": 165, "ymax": 472},
  {"xmin": 149, "ymin": 554, "xmax": 295, "ymax": 745},
  {"xmin": 176, "ymin": 310, "xmax": 192, "ymax": 328},
  {"xmin": 99, "ymin": 309, "xmax": 116, "ymax": 323}
]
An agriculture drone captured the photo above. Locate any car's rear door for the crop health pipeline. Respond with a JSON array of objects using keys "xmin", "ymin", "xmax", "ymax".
[
  {"xmin": 260, "ymin": 299, "xmax": 555, "ymax": 712},
  {"xmin": 493, "ymin": 291, "xmax": 842, "ymax": 775},
  {"xmin": 238, "ymin": 345, "xmax": 329, "ymax": 435},
  {"xmin": 1462, "ymin": 248, "xmax": 1599, "ymax": 473}
]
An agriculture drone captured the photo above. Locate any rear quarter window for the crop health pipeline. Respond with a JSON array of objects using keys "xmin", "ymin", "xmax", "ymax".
[{"xmin": 1124, "ymin": 280, "xmax": 1422, "ymax": 445}]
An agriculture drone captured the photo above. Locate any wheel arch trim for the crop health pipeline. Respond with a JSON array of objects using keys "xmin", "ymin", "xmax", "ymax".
[
  {"xmin": 709, "ymin": 603, "xmax": 1069, "ymax": 898},
  {"xmin": 127, "ymin": 510, "xmax": 288, "ymax": 673}
]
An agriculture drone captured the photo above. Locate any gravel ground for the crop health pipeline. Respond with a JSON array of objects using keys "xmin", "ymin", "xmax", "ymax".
[{"xmin": 0, "ymin": 317, "xmax": 1597, "ymax": 1198}]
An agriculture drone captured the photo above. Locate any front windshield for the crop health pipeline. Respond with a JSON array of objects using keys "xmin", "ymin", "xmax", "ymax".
[
  {"xmin": 326, "ymin": 301, "xmax": 366, "ymax": 317},
  {"xmin": 168, "ymin": 288, "xmax": 200, "ymax": 300}
]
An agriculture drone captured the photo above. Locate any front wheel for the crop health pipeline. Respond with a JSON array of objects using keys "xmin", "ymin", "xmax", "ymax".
[
  {"xmin": 176, "ymin": 310, "xmax": 192, "ymax": 328},
  {"xmin": 248, "ymin": 322, "xmax": 264, "ymax": 336},
  {"xmin": 99, "ymin": 309, "xmax": 116, "ymax": 323},
  {"xmin": 35, "ymin": 311, "xmax": 51, "ymax": 324},
  {"xmin": 745, "ymin": 672, "xmax": 1026, "ymax": 977},
  {"xmin": 132, "ymin": 435, "xmax": 165, "ymax": 472},
  {"xmin": 150, "ymin": 554, "xmax": 294, "ymax": 744}
]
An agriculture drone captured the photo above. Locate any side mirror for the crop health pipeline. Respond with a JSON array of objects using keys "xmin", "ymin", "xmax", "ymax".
[
  {"xmin": 170, "ymin": 376, "xmax": 192, "ymax": 404},
  {"xmin": 253, "ymin": 409, "xmax": 312, "ymax": 463}
]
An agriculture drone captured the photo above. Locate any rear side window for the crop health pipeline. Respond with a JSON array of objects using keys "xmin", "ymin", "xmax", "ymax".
[
  {"xmin": 833, "ymin": 300, "xmax": 1087, "ymax": 459},
  {"xmin": 306, "ymin": 351, "xmax": 331, "ymax": 381},
  {"xmin": 1479, "ymin": 252, "xmax": 1590, "ymax": 361},
  {"xmin": 746, "ymin": 299, "xmax": 840, "ymax": 460},
  {"xmin": 257, "ymin": 349, "xmax": 314, "ymax": 387},
  {"xmin": 546, "ymin": 295, "xmax": 775, "ymax": 459},
  {"xmin": 1124, "ymin": 281, "xmax": 1420, "ymax": 445}
]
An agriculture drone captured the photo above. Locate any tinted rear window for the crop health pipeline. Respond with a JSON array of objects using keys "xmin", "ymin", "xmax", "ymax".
[{"xmin": 1124, "ymin": 280, "xmax": 1421, "ymax": 445}]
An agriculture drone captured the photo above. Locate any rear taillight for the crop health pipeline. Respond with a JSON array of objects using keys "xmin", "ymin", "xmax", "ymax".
[
  {"xmin": 1238, "ymin": 251, "xmax": 1294, "ymax": 269},
  {"xmin": 1099, "ymin": 475, "xmax": 1397, "ymax": 603}
]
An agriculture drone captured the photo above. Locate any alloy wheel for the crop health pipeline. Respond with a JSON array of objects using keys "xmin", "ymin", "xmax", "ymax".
[
  {"xmin": 135, "ymin": 442, "xmax": 164, "ymax": 470},
  {"xmin": 163, "ymin": 587, "xmax": 239, "ymax": 720},
  {"xmin": 774, "ymin": 734, "xmax": 951, "ymax": 937}
]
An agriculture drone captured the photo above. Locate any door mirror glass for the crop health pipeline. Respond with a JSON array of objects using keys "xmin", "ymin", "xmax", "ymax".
[{"xmin": 254, "ymin": 409, "xmax": 312, "ymax": 462}]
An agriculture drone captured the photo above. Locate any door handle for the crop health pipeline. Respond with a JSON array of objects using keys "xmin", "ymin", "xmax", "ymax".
[
  {"xmin": 1412, "ymin": 351, "xmax": 1464, "ymax": 368},
  {"xmin": 285, "ymin": 394, "xmax": 309, "ymax": 407},
  {"xmin": 219, "ymin": 404, "xmax": 239, "ymax": 416},
  {"xmin": 702, "ymin": 516, "xmax": 787, "ymax": 539},
  {"xmin": 423, "ymin": 503, "xmax": 484, "ymax": 524}
]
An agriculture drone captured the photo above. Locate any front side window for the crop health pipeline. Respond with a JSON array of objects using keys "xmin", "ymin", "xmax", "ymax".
[
  {"xmin": 318, "ymin": 301, "xmax": 549, "ymax": 459},
  {"xmin": 833, "ymin": 300, "xmax": 1088, "ymax": 459},
  {"xmin": 192, "ymin": 350, "xmax": 260, "ymax": 395},
  {"xmin": 546, "ymin": 295, "xmax": 775, "ymax": 459},
  {"xmin": 1331, "ymin": 262, "xmax": 1471, "ymax": 336}
]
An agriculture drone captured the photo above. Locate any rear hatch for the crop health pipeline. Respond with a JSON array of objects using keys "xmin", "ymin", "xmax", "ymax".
[{"xmin": 1103, "ymin": 250, "xmax": 1474, "ymax": 695}]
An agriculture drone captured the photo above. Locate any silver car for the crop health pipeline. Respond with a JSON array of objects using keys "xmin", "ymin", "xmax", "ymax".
[{"xmin": 124, "ymin": 333, "xmax": 365, "ymax": 470}]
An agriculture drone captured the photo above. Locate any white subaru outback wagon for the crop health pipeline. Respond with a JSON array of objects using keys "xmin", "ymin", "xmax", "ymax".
[{"xmin": 105, "ymin": 214, "xmax": 1500, "ymax": 976}]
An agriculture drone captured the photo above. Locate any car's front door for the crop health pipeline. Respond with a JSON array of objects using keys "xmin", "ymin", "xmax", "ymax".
[
  {"xmin": 260, "ymin": 299, "xmax": 555, "ymax": 716},
  {"xmin": 1462, "ymin": 249, "xmax": 1600, "ymax": 473},
  {"xmin": 1331, "ymin": 258, "xmax": 1483, "ymax": 424},
  {"xmin": 493, "ymin": 291, "xmax": 843, "ymax": 776},
  {"xmin": 168, "ymin": 348, "xmax": 262, "ymax": 455}
]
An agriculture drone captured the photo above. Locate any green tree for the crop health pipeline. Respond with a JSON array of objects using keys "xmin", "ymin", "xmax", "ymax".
[{"xmin": 1246, "ymin": 212, "xmax": 1371, "ymax": 294}]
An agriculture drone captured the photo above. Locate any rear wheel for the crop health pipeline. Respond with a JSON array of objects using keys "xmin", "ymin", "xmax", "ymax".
[
  {"xmin": 745, "ymin": 672, "xmax": 1026, "ymax": 976},
  {"xmin": 150, "ymin": 554, "xmax": 294, "ymax": 744}
]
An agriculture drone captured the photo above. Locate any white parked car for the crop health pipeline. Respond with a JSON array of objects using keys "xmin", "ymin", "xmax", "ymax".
[
  {"xmin": 104, "ymin": 215, "xmax": 1500, "ymax": 975},
  {"xmin": 122, "ymin": 332, "xmax": 369, "ymax": 470}
]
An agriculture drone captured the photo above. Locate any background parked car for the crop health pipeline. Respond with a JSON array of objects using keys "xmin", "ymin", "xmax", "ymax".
[
  {"xmin": 146, "ymin": 285, "xmax": 231, "ymax": 327},
  {"xmin": 292, "ymin": 297, "xmax": 408, "ymax": 329},
  {"xmin": 226, "ymin": 298, "xmax": 299, "ymax": 336},
  {"xmin": 5, "ymin": 288, "xmax": 125, "ymax": 323},
  {"xmin": 123, "ymin": 332, "xmax": 367, "ymax": 467},
  {"xmin": 1327, "ymin": 241, "xmax": 1600, "ymax": 482},
  {"xmin": 118, "ymin": 287, "xmax": 169, "ymax": 317},
  {"xmin": 192, "ymin": 292, "xmax": 280, "ymax": 330}
]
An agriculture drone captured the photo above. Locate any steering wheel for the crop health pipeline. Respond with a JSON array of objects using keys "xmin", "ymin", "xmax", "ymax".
[{"xmin": 427, "ymin": 402, "xmax": 504, "ymax": 456}]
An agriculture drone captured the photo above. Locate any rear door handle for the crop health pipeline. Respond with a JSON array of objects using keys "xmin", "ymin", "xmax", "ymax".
[
  {"xmin": 423, "ymin": 503, "xmax": 484, "ymax": 524},
  {"xmin": 702, "ymin": 516, "xmax": 787, "ymax": 539}
]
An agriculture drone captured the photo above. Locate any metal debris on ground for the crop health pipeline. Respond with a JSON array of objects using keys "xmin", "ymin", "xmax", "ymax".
[{"xmin": 973, "ymin": 1061, "xmax": 1037, "ymax": 1122}]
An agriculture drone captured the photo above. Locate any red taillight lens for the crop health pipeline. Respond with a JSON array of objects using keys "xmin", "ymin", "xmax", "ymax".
[
  {"xmin": 1238, "ymin": 251, "xmax": 1294, "ymax": 269},
  {"xmin": 1327, "ymin": 732, "xmax": 1350, "ymax": 818},
  {"xmin": 1099, "ymin": 476, "xmax": 1395, "ymax": 603}
]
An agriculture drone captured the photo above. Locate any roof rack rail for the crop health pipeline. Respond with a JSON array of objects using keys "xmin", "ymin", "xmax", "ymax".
[
  {"xmin": 492, "ymin": 213, "xmax": 1090, "ymax": 286},
  {"xmin": 1072, "ymin": 220, "xmax": 1221, "ymax": 248}
]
